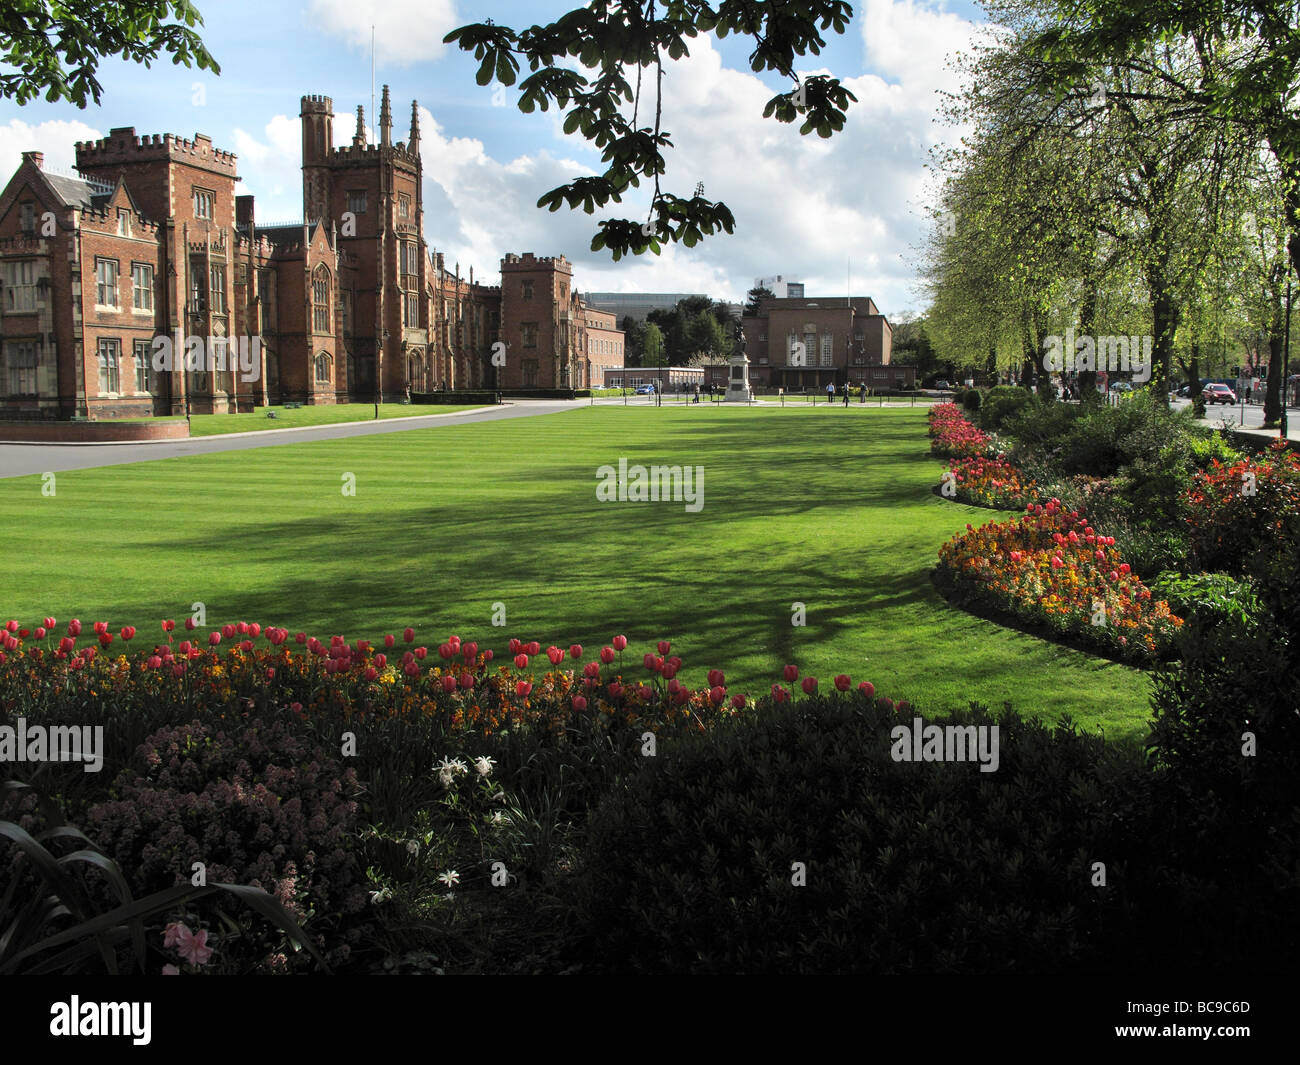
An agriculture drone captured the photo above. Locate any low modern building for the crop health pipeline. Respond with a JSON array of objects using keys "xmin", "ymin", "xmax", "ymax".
[
  {"xmin": 755, "ymin": 275, "xmax": 804, "ymax": 299},
  {"xmin": 583, "ymin": 292, "xmax": 709, "ymax": 323}
]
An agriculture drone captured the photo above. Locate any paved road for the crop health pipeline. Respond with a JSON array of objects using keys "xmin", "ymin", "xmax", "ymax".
[{"xmin": 0, "ymin": 401, "xmax": 585, "ymax": 480}]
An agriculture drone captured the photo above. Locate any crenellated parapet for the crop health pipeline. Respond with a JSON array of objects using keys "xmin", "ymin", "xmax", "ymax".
[{"xmin": 74, "ymin": 128, "xmax": 238, "ymax": 177}]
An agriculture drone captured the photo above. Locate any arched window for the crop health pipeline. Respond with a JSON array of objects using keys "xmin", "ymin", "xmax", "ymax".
[
  {"xmin": 312, "ymin": 265, "xmax": 331, "ymax": 333},
  {"xmin": 315, "ymin": 352, "xmax": 331, "ymax": 384}
]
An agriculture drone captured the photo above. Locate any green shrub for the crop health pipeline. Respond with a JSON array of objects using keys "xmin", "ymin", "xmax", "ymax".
[
  {"xmin": 961, "ymin": 388, "xmax": 982, "ymax": 412},
  {"xmin": 575, "ymin": 694, "xmax": 1146, "ymax": 973},
  {"xmin": 977, "ymin": 385, "xmax": 1033, "ymax": 431}
]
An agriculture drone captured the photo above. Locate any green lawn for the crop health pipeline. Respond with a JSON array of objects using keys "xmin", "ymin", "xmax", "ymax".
[
  {"xmin": 184, "ymin": 403, "xmax": 486, "ymax": 437},
  {"xmin": 0, "ymin": 405, "xmax": 1154, "ymax": 736}
]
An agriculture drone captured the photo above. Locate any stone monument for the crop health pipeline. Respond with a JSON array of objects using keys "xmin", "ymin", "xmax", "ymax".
[{"xmin": 723, "ymin": 321, "xmax": 753, "ymax": 403}]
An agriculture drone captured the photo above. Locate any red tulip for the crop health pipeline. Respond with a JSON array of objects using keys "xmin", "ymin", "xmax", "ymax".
[
  {"xmin": 208, "ymin": 632, "xmax": 221, "ymax": 646},
  {"xmin": 514, "ymin": 653, "xmax": 529, "ymax": 670},
  {"xmin": 730, "ymin": 694, "xmax": 746, "ymax": 711},
  {"xmin": 68, "ymin": 618, "xmax": 82, "ymax": 637},
  {"xmin": 172, "ymin": 663, "xmax": 185, "ymax": 678},
  {"xmin": 643, "ymin": 652, "xmax": 658, "ymax": 671},
  {"xmin": 34, "ymin": 627, "xmax": 46, "ymax": 640},
  {"xmin": 483, "ymin": 649, "xmax": 494, "ymax": 662},
  {"xmin": 709, "ymin": 685, "xmax": 725, "ymax": 705},
  {"xmin": 58, "ymin": 636, "xmax": 74, "ymax": 654},
  {"xmin": 638, "ymin": 683, "xmax": 654, "ymax": 700},
  {"xmin": 667, "ymin": 656, "xmax": 682, "ymax": 671},
  {"xmin": 782, "ymin": 664, "xmax": 798, "ymax": 683},
  {"xmin": 547, "ymin": 646, "xmax": 564, "ymax": 665},
  {"xmin": 657, "ymin": 640, "xmax": 671, "ymax": 655},
  {"xmin": 448, "ymin": 636, "xmax": 461, "ymax": 654},
  {"xmin": 221, "ymin": 624, "xmax": 235, "ymax": 639},
  {"xmin": 43, "ymin": 617, "xmax": 56, "ymax": 630},
  {"xmin": 239, "ymin": 640, "xmax": 254, "ymax": 652},
  {"xmin": 858, "ymin": 681, "xmax": 875, "ymax": 698},
  {"xmin": 249, "ymin": 623, "xmax": 261, "ymax": 638},
  {"xmin": 708, "ymin": 669, "xmax": 725, "ymax": 688},
  {"xmin": 612, "ymin": 635, "xmax": 627, "ymax": 651},
  {"xmin": 374, "ymin": 653, "xmax": 387, "ymax": 669},
  {"xmin": 236, "ymin": 621, "xmax": 248, "ymax": 635},
  {"xmin": 120, "ymin": 626, "xmax": 136, "ymax": 641},
  {"xmin": 572, "ymin": 695, "xmax": 588, "ymax": 712},
  {"xmin": 801, "ymin": 676, "xmax": 818, "ymax": 695},
  {"xmin": 98, "ymin": 632, "xmax": 113, "ymax": 647},
  {"xmin": 583, "ymin": 662, "xmax": 601, "ymax": 679},
  {"xmin": 265, "ymin": 668, "xmax": 275, "ymax": 680},
  {"xmin": 771, "ymin": 683, "xmax": 789, "ymax": 703},
  {"xmin": 404, "ymin": 661, "xmax": 420, "ymax": 677},
  {"xmin": 525, "ymin": 641, "xmax": 540, "ymax": 656},
  {"xmin": 608, "ymin": 682, "xmax": 624, "ymax": 698},
  {"xmin": 599, "ymin": 646, "xmax": 615, "ymax": 664},
  {"xmin": 185, "ymin": 618, "xmax": 197, "ymax": 631},
  {"xmin": 459, "ymin": 672, "xmax": 474, "ymax": 689},
  {"xmin": 384, "ymin": 633, "xmax": 396, "ymax": 649},
  {"xmin": 516, "ymin": 680, "xmax": 533, "ymax": 698},
  {"xmin": 878, "ymin": 696, "xmax": 895, "ymax": 712},
  {"xmin": 295, "ymin": 632, "xmax": 307, "ymax": 644},
  {"xmin": 834, "ymin": 674, "xmax": 851, "ymax": 692},
  {"xmin": 269, "ymin": 629, "xmax": 287, "ymax": 646},
  {"xmin": 439, "ymin": 642, "xmax": 454, "ymax": 659},
  {"xmin": 93, "ymin": 621, "xmax": 107, "ymax": 635},
  {"xmin": 441, "ymin": 674, "xmax": 458, "ymax": 693},
  {"xmin": 897, "ymin": 700, "xmax": 912, "ymax": 714},
  {"xmin": 364, "ymin": 667, "xmax": 378, "ymax": 681},
  {"xmin": 569, "ymin": 644, "xmax": 583, "ymax": 659},
  {"xmin": 509, "ymin": 638, "xmax": 522, "ymax": 654},
  {"xmin": 666, "ymin": 677, "xmax": 681, "ymax": 695},
  {"xmin": 672, "ymin": 688, "xmax": 689, "ymax": 705},
  {"xmin": 325, "ymin": 659, "xmax": 339, "ymax": 674},
  {"xmin": 403, "ymin": 627, "xmax": 416, "ymax": 643},
  {"xmin": 1119, "ymin": 563, "xmax": 1130, "ymax": 574},
  {"xmin": 414, "ymin": 646, "xmax": 427, "ymax": 660}
]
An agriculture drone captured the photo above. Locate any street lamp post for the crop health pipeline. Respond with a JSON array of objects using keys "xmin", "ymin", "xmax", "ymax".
[{"xmin": 1282, "ymin": 278, "xmax": 1292, "ymax": 440}]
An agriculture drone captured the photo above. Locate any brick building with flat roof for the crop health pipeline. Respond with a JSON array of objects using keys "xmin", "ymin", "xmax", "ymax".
[{"xmin": 741, "ymin": 294, "xmax": 911, "ymax": 392}]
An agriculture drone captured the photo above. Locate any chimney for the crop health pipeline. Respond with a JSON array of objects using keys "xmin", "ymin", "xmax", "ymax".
[
  {"xmin": 22, "ymin": 151, "xmax": 43, "ymax": 169},
  {"xmin": 236, "ymin": 195, "xmax": 255, "ymax": 228}
]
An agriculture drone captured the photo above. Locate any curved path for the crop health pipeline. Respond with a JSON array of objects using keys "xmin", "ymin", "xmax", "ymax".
[{"xmin": 0, "ymin": 400, "xmax": 585, "ymax": 480}]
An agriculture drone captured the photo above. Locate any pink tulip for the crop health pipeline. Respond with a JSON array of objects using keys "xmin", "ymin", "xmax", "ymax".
[
  {"xmin": 403, "ymin": 627, "xmax": 416, "ymax": 643},
  {"xmin": 120, "ymin": 626, "xmax": 136, "ymax": 641},
  {"xmin": 439, "ymin": 643, "xmax": 454, "ymax": 659},
  {"xmin": 414, "ymin": 646, "xmax": 427, "ymax": 660},
  {"xmin": 547, "ymin": 646, "xmax": 564, "ymax": 665},
  {"xmin": 208, "ymin": 632, "xmax": 221, "ymax": 646},
  {"xmin": 599, "ymin": 646, "xmax": 615, "ymax": 664},
  {"xmin": 782, "ymin": 664, "xmax": 798, "ymax": 683},
  {"xmin": 657, "ymin": 640, "xmax": 671, "ymax": 655},
  {"xmin": 643, "ymin": 652, "xmax": 658, "ymax": 671},
  {"xmin": 448, "ymin": 636, "xmax": 461, "ymax": 653},
  {"xmin": 516, "ymin": 680, "xmax": 533, "ymax": 698},
  {"xmin": 709, "ymin": 685, "xmax": 725, "ymax": 705},
  {"xmin": 441, "ymin": 674, "xmax": 458, "ymax": 693},
  {"xmin": 364, "ymin": 667, "xmax": 378, "ymax": 681},
  {"xmin": 514, "ymin": 653, "xmax": 529, "ymax": 670},
  {"xmin": 147, "ymin": 655, "xmax": 162, "ymax": 669},
  {"xmin": 463, "ymin": 641, "xmax": 478, "ymax": 661},
  {"xmin": 248, "ymin": 623, "xmax": 261, "ymax": 638},
  {"xmin": 608, "ymin": 682, "xmax": 623, "ymax": 698},
  {"xmin": 43, "ymin": 617, "xmax": 56, "ymax": 630},
  {"xmin": 93, "ymin": 621, "xmax": 107, "ymax": 635},
  {"xmin": 459, "ymin": 672, "xmax": 474, "ymax": 689},
  {"xmin": 509, "ymin": 638, "xmax": 522, "ymax": 654},
  {"xmin": 374, "ymin": 653, "xmax": 387, "ymax": 669},
  {"xmin": 295, "ymin": 631, "xmax": 307, "ymax": 644},
  {"xmin": 572, "ymin": 695, "xmax": 588, "ymax": 712},
  {"xmin": 569, "ymin": 644, "xmax": 582, "ymax": 659},
  {"xmin": 184, "ymin": 618, "xmax": 197, "ymax": 631},
  {"xmin": 384, "ymin": 633, "xmax": 396, "ymax": 649},
  {"xmin": 221, "ymin": 624, "xmax": 235, "ymax": 639},
  {"xmin": 612, "ymin": 635, "xmax": 627, "ymax": 651},
  {"xmin": 525, "ymin": 641, "xmax": 540, "ymax": 656},
  {"xmin": 34, "ymin": 627, "xmax": 46, "ymax": 640}
]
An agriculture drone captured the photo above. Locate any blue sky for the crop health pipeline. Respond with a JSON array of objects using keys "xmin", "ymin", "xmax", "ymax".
[{"xmin": 0, "ymin": 1, "xmax": 990, "ymax": 317}]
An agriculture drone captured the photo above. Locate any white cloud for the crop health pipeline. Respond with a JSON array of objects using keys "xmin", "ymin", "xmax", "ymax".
[
  {"xmin": 229, "ymin": 115, "xmax": 302, "ymax": 218},
  {"xmin": 308, "ymin": 0, "xmax": 461, "ymax": 65},
  {"xmin": 0, "ymin": 118, "xmax": 104, "ymax": 183}
]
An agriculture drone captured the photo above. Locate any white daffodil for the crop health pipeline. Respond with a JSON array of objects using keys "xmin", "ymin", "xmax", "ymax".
[
  {"xmin": 473, "ymin": 755, "xmax": 496, "ymax": 777},
  {"xmin": 489, "ymin": 810, "xmax": 505, "ymax": 825},
  {"xmin": 434, "ymin": 756, "xmax": 470, "ymax": 789},
  {"xmin": 437, "ymin": 869, "xmax": 460, "ymax": 888}
]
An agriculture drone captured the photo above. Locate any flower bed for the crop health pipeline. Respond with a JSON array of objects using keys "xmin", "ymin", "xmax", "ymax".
[
  {"xmin": 1186, "ymin": 439, "xmax": 1300, "ymax": 573},
  {"xmin": 928, "ymin": 402, "xmax": 992, "ymax": 458},
  {"xmin": 0, "ymin": 617, "xmax": 898, "ymax": 974},
  {"xmin": 935, "ymin": 499, "xmax": 1183, "ymax": 663},
  {"xmin": 946, "ymin": 455, "xmax": 1041, "ymax": 510}
]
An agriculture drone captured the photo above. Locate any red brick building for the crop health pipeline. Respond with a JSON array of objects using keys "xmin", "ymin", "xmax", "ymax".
[
  {"xmin": 0, "ymin": 87, "xmax": 620, "ymax": 419},
  {"xmin": 742, "ymin": 295, "xmax": 909, "ymax": 392}
]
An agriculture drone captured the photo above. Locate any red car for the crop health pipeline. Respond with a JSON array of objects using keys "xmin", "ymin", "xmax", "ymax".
[{"xmin": 1202, "ymin": 383, "xmax": 1237, "ymax": 405}]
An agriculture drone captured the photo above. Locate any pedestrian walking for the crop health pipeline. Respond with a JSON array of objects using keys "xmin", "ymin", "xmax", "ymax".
[
  {"xmin": 842, "ymin": 383, "xmax": 849, "ymax": 407},
  {"xmin": 859, "ymin": 384, "xmax": 867, "ymax": 403},
  {"xmin": 826, "ymin": 382, "xmax": 835, "ymax": 404}
]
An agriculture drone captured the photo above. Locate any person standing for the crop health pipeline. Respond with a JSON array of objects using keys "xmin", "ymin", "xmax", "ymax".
[
  {"xmin": 859, "ymin": 383, "xmax": 867, "ymax": 403},
  {"xmin": 842, "ymin": 382, "xmax": 849, "ymax": 407},
  {"xmin": 826, "ymin": 381, "xmax": 834, "ymax": 405}
]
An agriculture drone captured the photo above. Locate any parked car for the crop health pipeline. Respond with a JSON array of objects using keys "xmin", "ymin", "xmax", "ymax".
[
  {"xmin": 634, "ymin": 384, "xmax": 656, "ymax": 395},
  {"xmin": 1202, "ymin": 382, "xmax": 1237, "ymax": 405},
  {"xmin": 1109, "ymin": 381, "xmax": 1134, "ymax": 393}
]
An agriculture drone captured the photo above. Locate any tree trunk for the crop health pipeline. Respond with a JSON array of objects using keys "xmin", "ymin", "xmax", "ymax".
[{"xmin": 1264, "ymin": 292, "xmax": 1284, "ymax": 427}]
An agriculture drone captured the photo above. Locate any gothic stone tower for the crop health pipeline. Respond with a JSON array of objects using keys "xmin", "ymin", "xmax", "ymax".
[{"xmin": 298, "ymin": 86, "xmax": 428, "ymax": 399}]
